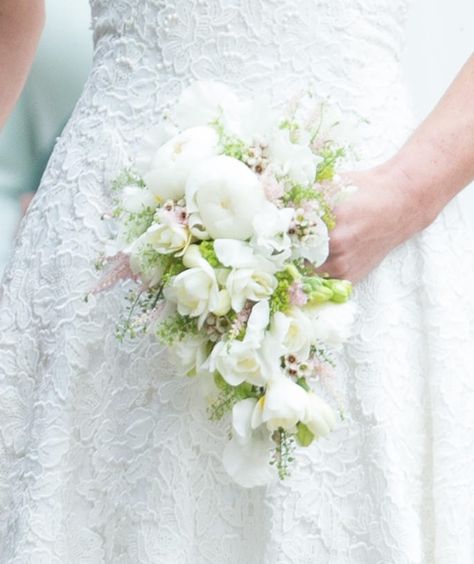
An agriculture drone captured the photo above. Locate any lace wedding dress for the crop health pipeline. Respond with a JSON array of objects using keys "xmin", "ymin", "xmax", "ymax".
[{"xmin": 1, "ymin": 1, "xmax": 474, "ymax": 562}]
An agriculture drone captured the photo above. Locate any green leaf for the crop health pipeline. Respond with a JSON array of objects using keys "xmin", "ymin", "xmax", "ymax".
[{"xmin": 295, "ymin": 422, "xmax": 315, "ymax": 447}]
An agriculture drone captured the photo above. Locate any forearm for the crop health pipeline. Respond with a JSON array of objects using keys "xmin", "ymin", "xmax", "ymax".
[
  {"xmin": 383, "ymin": 53, "xmax": 474, "ymax": 229},
  {"xmin": 0, "ymin": 0, "xmax": 45, "ymax": 129}
]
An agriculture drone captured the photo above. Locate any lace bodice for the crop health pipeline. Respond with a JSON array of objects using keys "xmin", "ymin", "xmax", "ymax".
[
  {"xmin": 2, "ymin": 1, "xmax": 474, "ymax": 563},
  {"xmin": 88, "ymin": 0, "xmax": 413, "ymax": 163}
]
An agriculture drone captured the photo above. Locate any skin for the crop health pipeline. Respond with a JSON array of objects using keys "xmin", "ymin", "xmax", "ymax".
[
  {"xmin": 0, "ymin": 0, "xmax": 45, "ymax": 129},
  {"xmin": 317, "ymin": 53, "xmax": 474, "ymax": 283}
]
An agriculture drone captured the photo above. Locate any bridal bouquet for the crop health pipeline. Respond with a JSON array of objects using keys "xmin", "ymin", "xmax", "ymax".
[{"xmin": 93, "ymin": 80, "xmax": 358, "ymax": 487}]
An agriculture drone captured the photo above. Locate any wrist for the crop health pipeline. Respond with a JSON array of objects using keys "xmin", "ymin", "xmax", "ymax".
[{"xmin": 377, "ymin": 152, "xmax": 443, "ymax": 232}]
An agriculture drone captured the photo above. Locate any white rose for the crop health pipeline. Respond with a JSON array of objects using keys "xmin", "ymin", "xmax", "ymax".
[
  {"xmin": 144, "ymin": 126, "xmax": 219, "ymax": 201},
  {"xmin": 222, "ymin": 398, "xmax": 274, "ymax": 488},
  {"xmin": 185, "ymin": 155, "xmax": 266, "ymax": 240},
  {"xmin": 302, "ymin": 392, "xmax": 338, "ymax": 438},
  {"xmin": 169, "ymin": 335, "xmax": 209, "ymax": 377},
  {"xmin": 251, "ymin": 375, "xmax": 309, "ymax": 432},
  {"xmin": 270, "ymin": 308, "xmax": 313, "ymax": 360},
  {"xmin": 164, "ymin": 245, "xmax": 231, "ymax": 327},
  {"xmin": 141, "ymin": 219, "xmax": 190, "ymax": 256},
  {"xmin": 120, "ymin": 185, "xmax": 158, "ymax": 213},
  {"xmin": 267, "ymin": 128, "xmax": 319, "ymax": 186},
  {"xmin": 305, "ymin": 300, "xmax": 358, "ymax": 350},
  {"xmin": 225, "ymin": 268, "xmax": 277, "ymax": 312}
]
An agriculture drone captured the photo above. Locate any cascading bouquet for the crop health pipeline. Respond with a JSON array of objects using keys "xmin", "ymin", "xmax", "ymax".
[{"xmin": 92, "ymin": 80, "xmax": 359, "ymax": 487}]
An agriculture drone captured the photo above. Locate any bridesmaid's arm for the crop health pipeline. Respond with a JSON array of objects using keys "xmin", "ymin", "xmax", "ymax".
[
  {"xmin": 318, "ymin": 53, "xmax": 474, "ymax": 283},
  {"xmin": 0, "ymin": 0, "xmax": 45, "ymax": 129}
]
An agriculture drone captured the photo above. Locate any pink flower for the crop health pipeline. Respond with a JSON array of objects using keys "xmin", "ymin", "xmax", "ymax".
[
  {"xmin": 260, "ymin": 169, "xmax": 284, "ymax": 201},
  {"xmin": 288, "ymin": 281, "xmax": 308, "ymax": 306}
]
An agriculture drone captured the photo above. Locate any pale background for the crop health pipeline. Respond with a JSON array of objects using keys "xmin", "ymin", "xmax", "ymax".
[
  {"xmin": 0, "ymin": 0, "xmax": 473, "ymax": 275},
  {"xmin": 403, "ymin": 0, "xmax": 474, "ymax": 218}
]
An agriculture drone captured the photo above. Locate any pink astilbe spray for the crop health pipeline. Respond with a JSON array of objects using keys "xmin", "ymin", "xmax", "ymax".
[
  {"xmin": 91, "ymin": 252, "xmax": 138, "ymax": 295},
  {"xmin": 288, "ymin": 280, "xmax": 308, "ymax": 307}
]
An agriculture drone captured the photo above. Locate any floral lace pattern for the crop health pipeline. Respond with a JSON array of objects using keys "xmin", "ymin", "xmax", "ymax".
[{"xmin": 1, "ymin": 0, "xmax": 474, "ymax": 562}]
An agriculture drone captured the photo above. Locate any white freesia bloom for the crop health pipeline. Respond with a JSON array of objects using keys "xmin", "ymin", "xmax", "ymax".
[
  {"xmin": 251, "ymin": 375, "xmax": 309, "ymax": 432},
  {"xmin": 267, "ymin": 128, "xmax": 320, "ymax": 186},
  {"xmin": 270, "ymin": 308, "xmax": 313, "ymax": 360},
  {"xmin": 251, "ymin": 201, "xmax": 294, "ymax": 260},
  {"xmin": 226, "ymin": 268, "xmax": 277, "ymax": 312},
  {"xmin": 302, "ymin": 392, "xmax": 338, "ymax": 438},
  {"xmin": 222, "ymin": 398, "xmax": 274, "ymax": 488},
  {"xmin": 292, "ymin": 215, "xmax": 330, "ymax": 266},
  {"xmin": 144, "ymin": 126, "xmax": 219, "ymax": 201},
  {"xmin": 165, "ymin": 245, "xmax": 231, "ymax": 327},
  {"xmin": 213, "ymin": 239, "xmax": 278, "ymax": 311},
  {"xmin": 173, "ymin": 80, "xmax": 240, "ymax": 129},
  {"xmin": 208, "ymin": 300, "xmax": 271, "ymax": 386},
  {"xmin": 135, "ymin": 121, "xmax": 180, "ymax": 175},
  {"xmin": 305, "ymin": 300, "xmax": 358, "ymax": 350},
  {"xmin": 120, "ymin": 185, "xmax": 157, "ymax": 213},
  {"xmin": 185, "ymin": 155, "xmax": 266, "ymax": 240},
  {"xmin": 169, "ymin": 335, "xmax": 209, "ymax": 377},
  {"xmin": 139, "ymin": 219, "xmax": 190, "ymax": 256},
  {"xmin": 209, "ymin": 339, "xmax": 266, "ymax": 387}
]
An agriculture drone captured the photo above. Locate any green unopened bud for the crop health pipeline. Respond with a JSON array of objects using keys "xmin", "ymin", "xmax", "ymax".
[
  {"xmin": 308, "ymin": 285, "xmax": 333, "ymax": 304},
  {"xmin": 285, "ymin": 263, "xmax": 301, "ymax": 281},
  {"xmin": 328, "ymin": 279, "xmax": 352, "ymax": 303}
]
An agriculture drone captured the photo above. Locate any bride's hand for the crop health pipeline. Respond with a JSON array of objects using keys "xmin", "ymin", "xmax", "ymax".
[{"xmin": 316, "ymin": 165, "xmax": 435, "ymax": 283}]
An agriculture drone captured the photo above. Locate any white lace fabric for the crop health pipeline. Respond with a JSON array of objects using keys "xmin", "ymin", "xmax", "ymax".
[{"xmin": 1, "ymin": 1, "xmax": 474, "ymax": 562}]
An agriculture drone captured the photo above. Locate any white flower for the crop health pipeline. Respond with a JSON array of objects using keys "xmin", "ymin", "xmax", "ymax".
[
  {"xmin": 213, "ymin": 239, "xmax": 277, "ymax": 312},
  {"xmin": 305, "ymin": 300, "xmax": 358, "ymax": 350},
  {"xmin": 251, "ymin": 201, "xmax": 293, "ymax": 262},
  {"xmin": 270, "ymin": 308, "xmax": 313, "ymax": 360},
  {"xmin": 251, "ymin": 375, "xmax": 309, "ymax": 432},
  {"xmin": 120, "ymin": 185, "xmax": 158, "ymax": 213},
  {"xmin": 139, "ymin": 219, "xmax": 190, "ymax": 256},
  {"xmin": 173, "ymin": 80, "xmax": 240, "ymax": 129},
  {"xmin": 302, "ymin": 392, "xmax": 338, "ymax": 438},
  {"xmin": 169, "ymin": 335, "xmax": 209, "ymax": 377},
  {"xmin": 292, "ymin": 215, "xmax": 330, "ymax": 267},
  {"xmin": 185, "ymin": 155, "xmax": 266, "ymax": 240},
  {"xmin": 226, "ymin": 269, "xmax": 277, "ymax": 312},
  {"xmin": 144, "ymin": 126, "xmax": 219, "ymax": 201},
  {"xmin": 223, "ymin": 96, "xmax": 278, "ymax": 144},
  {"xmin": 222, "ymin": 398, "xmax": 274, "ymax": 488},
  {"xmin": 207, "ymin": 300, "xmax": 271, "ymax": 386},
  {"xmin": 209, "ymin": 339, "xmax": 267, "ymax": 387},
  {"xmin": 267, "ymin": 128, "xmax": 320, "ymax": 186},
  {"xmin": 135, "ymin": 121, "xmax": 180, "ymax": 175},
  {"xmin": 164, "ymin": 245, "xmax": 231, "ymax": 327}
]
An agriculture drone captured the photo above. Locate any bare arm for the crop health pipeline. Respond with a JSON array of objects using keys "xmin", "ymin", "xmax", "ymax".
[
  {"xmin": 318, "ymin": 53, "xmax": 474, "ymax": 283},
  {"xmin": 0, "ymin": 0, "xmax": 45, "ymax": 129}
]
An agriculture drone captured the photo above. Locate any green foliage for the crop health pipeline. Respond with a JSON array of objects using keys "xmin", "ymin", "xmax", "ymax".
[
  {"xmin": 270, "ymin": 428, "xmax": 296, "ymax": 480},
  {"xmin": 156, "ymin": 314, "xmax": 199, "ymax": 345},
  {"xmin": 199, "ymin": 241, "xmax": 222, "ymax": 268},
  {"xmin": 210, "ymin": 117, "xmax": 248, "ymax": 161},
  {"xmin": 315, "ymin": 145, "xmax": 346, "ymax": 182},
  {"xmin": 207, "ymin": 374, "xmax": 259, "ymax": 421},
  {"xmin": 295, "ymin": 422, "xmax": 315, "ymax": 447}
]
